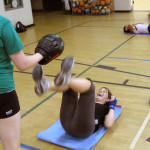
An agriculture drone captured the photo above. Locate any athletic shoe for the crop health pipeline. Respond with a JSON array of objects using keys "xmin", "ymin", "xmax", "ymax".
[
  {"xmin": 54, "ymin": 56, "xmax": 75, "ymax": 86},
  {"xmin": 32, "ymin": 64, "xmax": 50, "ymax": 95}
]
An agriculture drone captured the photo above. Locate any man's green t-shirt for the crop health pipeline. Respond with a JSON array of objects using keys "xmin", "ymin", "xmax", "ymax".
[{"xmin": 0, "ymin": 16, "xmax": 24, "ymax": 94}]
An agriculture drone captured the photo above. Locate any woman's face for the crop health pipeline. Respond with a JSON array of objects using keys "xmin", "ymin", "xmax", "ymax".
[{"xmin": 95, "ymin": 88, "xmax": 109, "ymax": 103}]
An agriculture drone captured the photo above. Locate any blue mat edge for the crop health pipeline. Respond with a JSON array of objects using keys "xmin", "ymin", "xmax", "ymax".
[
  {"xmin": 37, "ymin": 105, "xmax": 122, "ymax": 150},
  {"xmin": 125, "ymin": 33, "xmax": 150, "ymax": 35}
]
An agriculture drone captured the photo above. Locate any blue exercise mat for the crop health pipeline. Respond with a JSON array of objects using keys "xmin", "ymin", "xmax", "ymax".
[
  {"xmin": 37, "ymin": 105, "xmax": 122, "ymax": 150},
  {"xmin": 125, "ymin": 33, "xmax": 150, "ymax": 35}
]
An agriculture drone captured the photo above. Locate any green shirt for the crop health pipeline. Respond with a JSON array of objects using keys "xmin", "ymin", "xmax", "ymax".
[{"xmin": 0, "ymin": 16, "xmax": 24, "ymax": 94}]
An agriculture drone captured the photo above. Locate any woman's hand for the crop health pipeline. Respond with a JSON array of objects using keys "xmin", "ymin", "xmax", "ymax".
[
  {"xmin": 105, "ymin": 95, "xmax": 115, "ymax": 102},
  {"xmin": 109, "ymin": 97, "xmax": 117, "ymax": 110},
  {"xmin": 110, "ymin": 95, "xmax": 115, "ymax": 101}
]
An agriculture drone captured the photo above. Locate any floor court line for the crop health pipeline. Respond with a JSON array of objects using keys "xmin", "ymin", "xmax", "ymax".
[
  {"xmin": 77, "ymin": 35, "xmax": 135, "ymax": 77},
  {"xmin": 20, "ymin": 143, "xmax": 40, "ymax": 150},
  {"xmin": 23, "ymin": 54, "xmax": 150, "ymax": 79},
  {"xmin": 92, "ymin": 80, "xmax": 150, "ymax": 89},
  {"xmin": 24, "ymin": 20, "xmax": 92, "ymax": 47},
  {"xmin": 21, "ymin": 92, "xmax": 57, "ymax": 118},
  {"xmin": 108, "ymin": 57, "xmax": 150, "ymax": 61},
  {"xmin": 129, "ymin": 111, "xmax": 150, "ymax": 150},
  {"xmin": 14, "ymin": 61, "xmax": 150, "ymax": 79}
]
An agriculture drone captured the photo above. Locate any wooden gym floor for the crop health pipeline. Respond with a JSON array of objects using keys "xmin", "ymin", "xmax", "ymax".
[
  {"xmin": 134, "ymin": 0, "xmax": 150, "ymax": 11},
  {"xmin": 1, "ymin": 6, "xmax": 150, "ymax": 150}
]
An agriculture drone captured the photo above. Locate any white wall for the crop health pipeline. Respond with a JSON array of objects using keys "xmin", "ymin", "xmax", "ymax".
[{"xmin": 0, "ymin": 0, "xmax": 34, "ymax": 27}]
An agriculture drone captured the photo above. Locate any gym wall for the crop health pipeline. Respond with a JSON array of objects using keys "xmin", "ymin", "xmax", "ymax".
[{"xmin": 0, "ymin": 0, "xmax": 34, "ymax": 27}]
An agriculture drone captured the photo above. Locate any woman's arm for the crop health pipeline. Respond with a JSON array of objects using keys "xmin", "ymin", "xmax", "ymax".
[
  {"xmin": 10, "ymin": 50, "xmax": 43, "ymax": 71},
  {"xmin": 104, "ymin": 109, "xmax": 115, "ymax": 128},
  {"xmin": 104, "ymin": 96, "xmax": 117, "ymax": 128}
]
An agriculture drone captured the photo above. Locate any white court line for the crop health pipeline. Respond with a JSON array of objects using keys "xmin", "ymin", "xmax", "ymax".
[{"xmin": 129, "ymin": 111, "xmax": 150, "ymax": 150}]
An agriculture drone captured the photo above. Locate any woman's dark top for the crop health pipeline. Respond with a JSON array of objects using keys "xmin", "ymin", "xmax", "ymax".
[{"xmin": 94, "ymin": 102, "xmax": 109, "ymax": 132}]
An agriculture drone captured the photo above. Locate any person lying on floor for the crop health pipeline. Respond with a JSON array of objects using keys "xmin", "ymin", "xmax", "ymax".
[
  {"xmin": 32, "ymin": 56, "xmax": 118, "ymax": 138},
  {"xmin": 123, "ymin": 22, "xmax": 150, "ymax": 34}
]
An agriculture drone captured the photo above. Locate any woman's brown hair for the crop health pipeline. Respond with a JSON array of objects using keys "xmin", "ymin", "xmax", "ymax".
[{"xmin": 101, "ymin": 87, "xmax": 112, "ymax": 99}]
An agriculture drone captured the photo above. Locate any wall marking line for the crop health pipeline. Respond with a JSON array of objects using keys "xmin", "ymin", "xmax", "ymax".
[{"xmin": 129, "ymin": 111, "xmax": 150, "ymax": 149}]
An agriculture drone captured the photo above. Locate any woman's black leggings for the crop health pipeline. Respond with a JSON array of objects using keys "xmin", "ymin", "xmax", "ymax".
[{"xmin": 60, "ymin": 81, "xmax": 95, "ymax": 138}]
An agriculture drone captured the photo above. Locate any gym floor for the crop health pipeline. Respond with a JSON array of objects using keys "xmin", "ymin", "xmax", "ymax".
[{"xmin": 1, "ymin": 2, "xmax": 150, "ymax": 150}]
